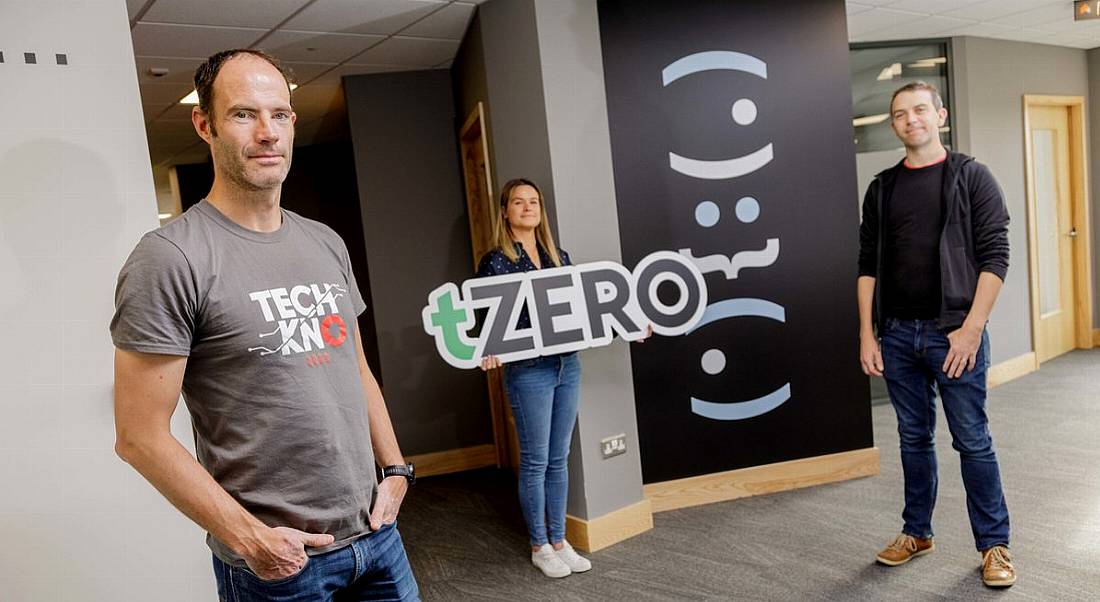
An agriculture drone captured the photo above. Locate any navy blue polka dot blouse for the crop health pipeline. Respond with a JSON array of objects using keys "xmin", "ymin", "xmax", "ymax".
[{"xmin": 475, "ymin": 242, "xmax": 571, "ymax": 330}]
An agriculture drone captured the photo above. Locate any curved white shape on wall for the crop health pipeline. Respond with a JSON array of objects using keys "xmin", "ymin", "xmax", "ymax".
[
  {"xmin": 691, "ymin": 382, "xmax": 792, "ymax": 421},
  {"xmin": 687, "ymin": 297, "xmax": 786, "ymax": 334},
  {"xmin": 661, "ymin": 50, "xmax": 768, "ymax": 85},
  {"xmin": 669, "ymin": 144, "xmax": 774, "ymax": 180}
]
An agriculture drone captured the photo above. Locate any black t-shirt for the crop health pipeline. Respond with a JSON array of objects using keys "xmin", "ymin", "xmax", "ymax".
[{"xmin": 882, "ymin": 159, "xmax": 945, "ymax": 320}]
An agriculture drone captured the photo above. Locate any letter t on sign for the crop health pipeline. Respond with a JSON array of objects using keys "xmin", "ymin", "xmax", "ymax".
[{"xmin": 427, "ymin": 288, "xmax": 476, "ymax": 362}]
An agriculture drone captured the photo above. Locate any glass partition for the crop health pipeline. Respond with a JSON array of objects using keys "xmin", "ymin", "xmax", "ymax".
[
  {"xmin": 850, "ymin": 40, "xmax": 952, "ymax": 406},
  {"xmin": 850, "ymin": 41, "xmax": 952, "ymax": 154}
]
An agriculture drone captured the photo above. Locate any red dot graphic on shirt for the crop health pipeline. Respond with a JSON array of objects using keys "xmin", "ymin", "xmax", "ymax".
[{"xmin": 321, "ymin": 314, "xmax": 347, "ymax": 347}]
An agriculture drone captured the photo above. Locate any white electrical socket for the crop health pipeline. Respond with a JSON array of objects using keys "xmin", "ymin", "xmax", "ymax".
[{"xmin": 600, "ymin": 433, "xmax": 627, "ymax": 459}]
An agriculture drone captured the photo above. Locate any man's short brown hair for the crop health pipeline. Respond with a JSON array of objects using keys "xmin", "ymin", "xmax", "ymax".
[
  {"xmin": 193, "ymin": 49, "xmax": 294, "ymax": 123},
  {"xmin": 890, "ymin": 80, "xmax": 943, "ymax": 112}
]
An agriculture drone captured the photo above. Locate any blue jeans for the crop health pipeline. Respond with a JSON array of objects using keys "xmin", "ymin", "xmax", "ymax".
[
  {"xmin": 879, "ymin": 318, "xmax": 1010, "ymax": 551},
  {"xmin": 504, "ymin": 352, "xmax": 581, "ymax": 547},
  {"xmin": 212, "ymin": 523, "xmax": 419, "ymax": 601}
]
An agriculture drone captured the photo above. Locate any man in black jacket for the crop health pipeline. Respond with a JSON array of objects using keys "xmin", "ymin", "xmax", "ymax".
[{"xmin": 857, "ymin": 81, "xmax": 1015, "ymax": 588}]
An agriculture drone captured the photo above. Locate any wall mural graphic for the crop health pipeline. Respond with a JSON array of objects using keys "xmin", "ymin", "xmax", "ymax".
[
  {"xmin": 663, "ymin": 49, "xmax": 789, "ymax": 422},
  {"xmin": 598, "ymin": 0, "xmax": 873, "ymax": 484}
]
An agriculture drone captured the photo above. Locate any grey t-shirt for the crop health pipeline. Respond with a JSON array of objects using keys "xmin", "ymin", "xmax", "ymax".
[{"xmin": 110, "ymin": 200, "xmax": 376, "ymax": 566}]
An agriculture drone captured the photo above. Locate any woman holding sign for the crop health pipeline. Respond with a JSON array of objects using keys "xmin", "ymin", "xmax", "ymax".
[{"xmin": 476, "ymin": 178, "xmax": 589, "ymax": 579}]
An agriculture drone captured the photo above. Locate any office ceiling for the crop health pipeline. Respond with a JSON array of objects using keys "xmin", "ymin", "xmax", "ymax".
[
  {"xmin": 132, "ymin": 0, "xmax": 1098, "ymax": 167},
  {"xmin": 129, "ymin": 0, "xmax": 486, "ymax": 166},
  {"xmin": 849, "ymin": 0, "xmax": 1100, "ymax": 46}
]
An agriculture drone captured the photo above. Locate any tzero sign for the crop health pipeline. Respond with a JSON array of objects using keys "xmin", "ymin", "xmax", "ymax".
[{"xmin": 422, "ymin": 251, "xmax": 706, "ymax": 369}]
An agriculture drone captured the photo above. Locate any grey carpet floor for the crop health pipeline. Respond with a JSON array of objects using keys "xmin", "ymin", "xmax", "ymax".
[{"xmin": 399, "ymin": 349, "xmax": 1100, "ymax": 601}]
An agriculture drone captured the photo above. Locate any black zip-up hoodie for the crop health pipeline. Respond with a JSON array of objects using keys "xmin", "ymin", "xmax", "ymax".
[{"xmin": 858, "ymin": 151, "xmax": 1010, "ymax": 333}]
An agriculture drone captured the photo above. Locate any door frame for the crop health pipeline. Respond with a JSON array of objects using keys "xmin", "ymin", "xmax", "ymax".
[
  {"xmin": 1022, "ymin": 94, "xmax": 1095, "ymax": 362},
  {"xmin": 458, "ymin": 102, "xmax": 516, "ymax": 470},
  {"xmin": 459, "ymin": 102, "xmax": 496, "ymax": 267}
]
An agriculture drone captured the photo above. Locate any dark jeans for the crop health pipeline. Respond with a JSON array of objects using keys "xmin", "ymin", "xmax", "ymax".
[
  {"xmin": 504, "ymin": 352, "xmax": 581, "ymax": 547},
  {"xmin": 212, "ymin": 523, "xmax": 419, "ymax": 601},
  {"xmin": 879, "ymin": 318, "xmax": 1010, "ymax": 551}
]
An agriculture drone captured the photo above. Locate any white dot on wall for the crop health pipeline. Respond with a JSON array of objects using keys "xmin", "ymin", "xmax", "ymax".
[
  {"xmin": 694, "ymin": 200, "xmax": 720, "ymax": 227},
  {"xmin": 701, "ymin": 349, "xmax": 726, "ymax": 375},
  {"xmin": 735, "ymin": 196, "xmax": 760, "ymax": 223},
  {"xmin": 731, "ymin": 98, "xmax": 757, "ymax": 126}
]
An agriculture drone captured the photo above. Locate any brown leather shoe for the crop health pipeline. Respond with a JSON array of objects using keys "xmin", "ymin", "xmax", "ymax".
[
  {"xmin": 981, "ymin": 545, "xmax": 1016, "ymax": 587},
  {"xmin": 875, "ymin": 533, "xmax": 934, "ymax": 566}
]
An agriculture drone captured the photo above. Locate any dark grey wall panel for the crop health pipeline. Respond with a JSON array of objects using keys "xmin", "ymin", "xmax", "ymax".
[
  {"xmin": 344, "ymin": 70, "xmax": 492, "ymax": 455},
  {"xmin": 476, "ymin": 0, "xmax": 558, "ymax": 233},
  {"xmin": 452, "ymin": 10, "xmax": 489, "ymax": 133},
  {"xmin": 598, "ymin": 0, "xmax": 873, "ymax": 484}
]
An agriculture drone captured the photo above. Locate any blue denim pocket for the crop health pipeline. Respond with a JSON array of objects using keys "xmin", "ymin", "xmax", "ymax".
[{"xmin": 235, "ymin": 557, "xmax": 312, "ymax": 591}]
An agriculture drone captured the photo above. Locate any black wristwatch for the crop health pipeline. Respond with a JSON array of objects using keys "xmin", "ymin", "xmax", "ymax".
[{"xmin": 381, "ymin": 463, "xmax": 415, "ymax": 485}]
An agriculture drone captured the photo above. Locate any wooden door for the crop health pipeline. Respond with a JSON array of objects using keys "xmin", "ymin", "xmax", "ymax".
[{"xmin": 1027, "ymin": 105, "xmax": 1077, "ymax": 362}]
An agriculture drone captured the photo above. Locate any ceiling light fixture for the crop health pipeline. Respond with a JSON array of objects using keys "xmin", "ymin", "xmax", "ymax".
[
  {"xmin": 877, "ymin": 62, "xmax": 902, "ymax": 81},
  {"xmin": 908, "ymin": 56, "xmax": 947, "ymax": 68},
  {"xmin": 852, "ymin": 113, "xmax": 890, "ymax": 127}
]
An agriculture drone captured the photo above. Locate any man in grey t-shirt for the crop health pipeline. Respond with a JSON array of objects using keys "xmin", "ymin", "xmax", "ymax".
[{"xmin": 111, "ymin": 49, "xmax": 419, "ymax": 601}]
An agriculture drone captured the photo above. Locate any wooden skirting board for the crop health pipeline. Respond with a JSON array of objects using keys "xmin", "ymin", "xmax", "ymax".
[
  {"xmin": 1094, "ymin": 329, "xmax": 1100, "ymax": 347},
  {"xmin": 565, "ymin": 498, "xmax": 653, "ymax": 553},
  {"xmin": 643, "ymin": 447, "xmax": 880, "ymax": 514},
  {"xmin": 406, "ymin": 444, "xmax": 496, "ymax": 478},
  {"xmin": 987, "ymin": 352, "xmax": 1037, "ymax": 389}
]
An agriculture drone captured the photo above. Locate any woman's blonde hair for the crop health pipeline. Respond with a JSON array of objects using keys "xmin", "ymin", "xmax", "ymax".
[{"xmin": 493, "ymin": 178, "xmax": 563, "ymax": 267}]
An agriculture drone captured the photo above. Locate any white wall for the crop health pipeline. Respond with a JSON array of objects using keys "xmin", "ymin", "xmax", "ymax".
[
  {"xmin": 0, "ymin": 1, "xmax": 215, "ymax": 599},
  {"xmin": 1087, "ymin": 47, "xmax": 1100, "ymax": 327},
  {"xmin": 952, "ymin": 36, "xmax": 1091, "ymax": 363},
  {"xmin": 533, "ymin": 0, "xmax": 646, "ymax": 520}
]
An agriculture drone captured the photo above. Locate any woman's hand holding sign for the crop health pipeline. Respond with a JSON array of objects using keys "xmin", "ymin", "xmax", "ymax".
[{"xmin": 479, "ymin": 355, "xmax": 503, "ymax": 371}]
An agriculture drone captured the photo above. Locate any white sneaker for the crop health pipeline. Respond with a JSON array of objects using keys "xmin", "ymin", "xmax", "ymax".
[
  {"xmin": 553, "ymin": 540, "xmax": 592, "ymax": 573},
  {"xmin": 531, "ymin": 543, "xmax": 571, "ymax": 578}
]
